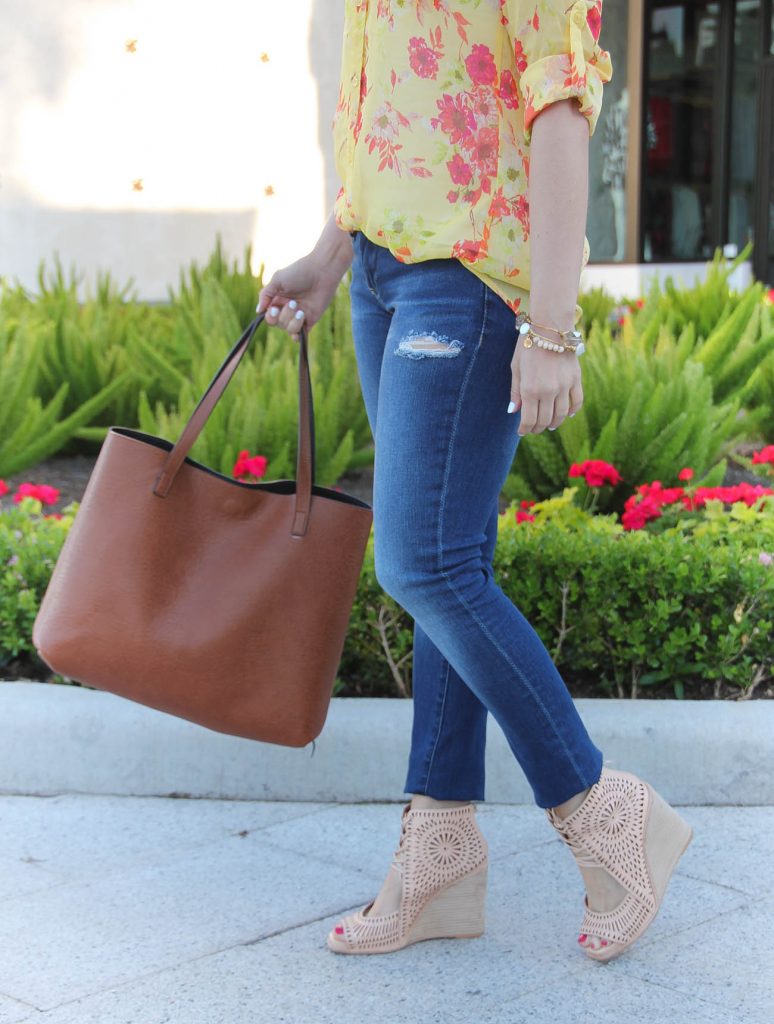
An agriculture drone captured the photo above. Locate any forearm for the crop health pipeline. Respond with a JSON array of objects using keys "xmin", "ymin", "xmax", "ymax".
[
  {"xmin": 527, "ymin": 98, "xmax": 590, "ymax": 332},
  {"xmin": 312, "ymin": 211, "xmax": 354, "ymax": 280}
]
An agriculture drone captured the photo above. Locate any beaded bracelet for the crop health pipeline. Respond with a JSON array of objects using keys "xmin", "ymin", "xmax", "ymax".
[{"xmin": 518, "ymin": 317, "xmax": 586, "ymax": 355}]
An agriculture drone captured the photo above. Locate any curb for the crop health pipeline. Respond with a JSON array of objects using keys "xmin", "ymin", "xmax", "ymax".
[{"xmin": 1, "ymin": 682, "xmax": 772, "ymax": 804}]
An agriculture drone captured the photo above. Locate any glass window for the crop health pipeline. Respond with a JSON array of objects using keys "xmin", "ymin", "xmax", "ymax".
[
  {"xmin": 728, "ymin": 1, "xmax": 762, "ymax": 256},
  {"xmin": 587, "ymin": 0, "xmax": 630, "ymax": 262},
  {"xmin": 642, "ymin": 3, "xmax": 720, "ymax": 261}
]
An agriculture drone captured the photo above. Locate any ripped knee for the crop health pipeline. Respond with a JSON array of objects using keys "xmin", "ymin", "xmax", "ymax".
[{"xmin": 394, "ymin": 331, "xmax": 464, "ymax": 359}]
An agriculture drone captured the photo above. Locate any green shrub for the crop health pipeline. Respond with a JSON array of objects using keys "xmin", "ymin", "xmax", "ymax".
[
  {"xmin": 339, "ymin": 489, "xmax": 773, "ymax": 699},
  {"xmin": 0, "ymin": 312, "xmax": 130, "ymax": 478},
  {"xmin": 0, "ymin": 239, "xmax": 372, "ymax": 480},
  {"xmin": 137, "ymin": 276, "xmax": 373, "ymax": 485},
  {"xmin": 508, "ymin": 245, "xmax": 774, "ymax": 511},
  {"xmin": 3, "ymin": 486, "xmax": 772, "ymax": 699},
  {"xmin": 0, "ymin": 498, "xmax": 74, "ymax": 669}
]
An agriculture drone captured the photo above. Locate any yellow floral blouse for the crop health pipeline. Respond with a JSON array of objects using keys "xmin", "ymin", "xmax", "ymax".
[{"xmin": 332, "ymin": 0, "xmax": 613, "ymax": 319}]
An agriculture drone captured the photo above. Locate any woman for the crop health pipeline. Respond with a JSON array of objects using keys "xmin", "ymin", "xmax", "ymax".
[{"xmin": 257, "ymin": 0, "xmax": 693, "ymax": 960}]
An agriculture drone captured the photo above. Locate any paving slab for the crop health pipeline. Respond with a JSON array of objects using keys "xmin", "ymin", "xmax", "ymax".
[{"xmin": 0, "ymin": 795, "xmax": 770, "ymax": 1024}]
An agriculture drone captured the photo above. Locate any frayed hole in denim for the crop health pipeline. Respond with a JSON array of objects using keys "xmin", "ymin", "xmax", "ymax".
[{"xmin": 394, "ymin": 332, "xmax": 464, "ymax": 359}]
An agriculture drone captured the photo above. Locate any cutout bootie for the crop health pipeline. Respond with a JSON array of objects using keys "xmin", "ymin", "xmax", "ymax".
[
  {"xmin": 327, "ymin": 802, "xmax": 488, "ymax": 955},
  {"xmin": 547, "ymin": 766, "xmax": 694, "ymax": 962}
]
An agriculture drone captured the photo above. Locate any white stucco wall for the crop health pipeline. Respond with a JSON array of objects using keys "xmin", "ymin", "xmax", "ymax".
[{"xmin": 0, "ymin": 0, "xmax": 345, "ymax": 299}]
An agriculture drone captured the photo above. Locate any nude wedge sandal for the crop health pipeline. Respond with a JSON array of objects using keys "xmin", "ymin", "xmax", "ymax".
[
  {"xmin": 326, "ymin": 801, "xmax": 488, "ymax": 955},
  {"xmin": 546, "ymin": 766, "xmax": 694, "ymax": 963}
]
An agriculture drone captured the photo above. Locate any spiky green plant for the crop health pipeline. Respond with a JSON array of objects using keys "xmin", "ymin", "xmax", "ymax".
[{"xmin": 137, "ymin": 277, "xmax": 372, "ymax": 486}]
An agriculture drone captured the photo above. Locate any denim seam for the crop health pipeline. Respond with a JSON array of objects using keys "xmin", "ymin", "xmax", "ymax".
[
  {"xmin": 422, "ymin": 657, "xmax": 451, "ymax": 791},
  {"xmin": 435, "ymin": 284, "xmax": 589, "ymax": 791}
]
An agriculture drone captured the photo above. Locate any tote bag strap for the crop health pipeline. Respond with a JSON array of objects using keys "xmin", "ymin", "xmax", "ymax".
[{"xmin": 152, "ymin": 313, "xmax": 315, "ymax": 537}]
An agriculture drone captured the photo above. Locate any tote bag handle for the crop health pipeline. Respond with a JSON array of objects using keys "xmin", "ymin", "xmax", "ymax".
[{"xmin": 152, "ymin": 313, "xmax": 316, "ymax": 537}]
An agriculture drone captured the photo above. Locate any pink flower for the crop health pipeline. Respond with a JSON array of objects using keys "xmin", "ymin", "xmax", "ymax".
[
  {"xmin": 752, "ymin": 445, "xmax": 774, "ymax": 466},
  {"xmin": 0, "ymin": 479, "xmax": 8, "ymax": 498},
  {"xmin": 497, "ymin": 69, "xmax": 519, "ymax": 109},
  {"xmin": 465, "ymin": 126, "xmax": 498, "ymax": 179},
  {"xmin": 233, "ymin": 450, "xmax": 268, "ymax": 480},
  {"xmin": 447, "ymin": 154, "xmax": 473, "ymax": 185},
  {"xmin": 465, "ymin": 44, "xmax": 497, "ymax": 86},
  {"xmin": 408, "ymin": 36, "xmax": 439, "ymax": 79},
  {"xmin": 586, "ymin": 2, "xmax": 602, "ymax": 41},
  {"xmin": 432, "ymin": 93, "xmax": 476, "ymax": 146},
  {"xmin": 760, "ymin": 552, "xmax": 773, "ymax": 566},
  {"xmin": 13, "ymin": 483, "xmax": 60, "ymax": 506},
  {"xmin": 678, "ymin": 467, "xmax": 694, "ymax": 481}
]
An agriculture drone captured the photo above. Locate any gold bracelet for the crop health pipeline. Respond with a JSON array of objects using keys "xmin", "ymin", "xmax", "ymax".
[{"xmin": 518, "ymin": 318, "xmax": 586, "ymax": 355}]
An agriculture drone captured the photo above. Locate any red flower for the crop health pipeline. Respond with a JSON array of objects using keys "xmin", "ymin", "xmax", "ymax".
[
  {"xmin": 450, "ymin": 237, "xmax": 487, "ymax": 263},
  {"xmin": 512, "ymin": 38, "xmax": 528, "ymax": 74},
  {"xmin": 686, "ymin": 482, "xmax": 773, "ymax": 510},
  {"xmin": 515, "ymin": 509, "xmax": 535, "ymax": 524},
  {"xmin": 408, "ymin": 36, "xmax": 439, "ymax": 79},
  {"xmin": 233, "ymin": 450, "xmax": 268, "ymax": 480},
  {"xmin": 13, "ymin": 483, "xmax": 60, "ymax": 506},
  {"xmin": 0, "ymin": 479, "xmax": 8, "ymax": 498},
  {"xmin": 678, "ymin": 467, "xmax": 694, "ymax": 481},
  {"xmin": 465, "ymin": 44, "xmax": 497, "ymax": 86},
  {"xmin": 520, "ymin": 499, "xmax": 535, "ymax": 509},
  {"xmin": 497, "ymin": 69, "xmax": 519, "ymax": 109},
  {"xmin": 568, "ymin": 460, "xmax": 623, "ymax": 488},
  {"xmin": 752, "ymin": 445, "xmax": 774, "ymax": 466},
  {"xmin": 432, "ymin": 93, "xmax": 476, "ymax": 146},
  {"xmin": 447, "ymin": 153, "xmax": 473, "ymax": 185}
]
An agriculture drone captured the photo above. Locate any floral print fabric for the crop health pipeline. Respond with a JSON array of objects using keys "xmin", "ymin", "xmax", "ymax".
[{"xmin": 332, "ymin": 0, "xmax": 613, "ymax": 317}]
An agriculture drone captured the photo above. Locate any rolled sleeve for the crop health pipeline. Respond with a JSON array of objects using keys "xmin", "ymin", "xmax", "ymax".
[{"xmin": 507, "ymin": 0, "xmax": 613, "ymax": 143}]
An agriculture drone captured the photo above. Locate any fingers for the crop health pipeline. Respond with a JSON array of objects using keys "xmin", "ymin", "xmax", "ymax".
[
  {"xmin": 276, "ymin": 299, "xmax": 306, "ymax": 336},
  {"xmin": 257, "ymin": 280, "xmax": 306, "ymax": 340},
  {"xmin": 548, "ymin": 393, "xmax": 570, "ymax": 431}
]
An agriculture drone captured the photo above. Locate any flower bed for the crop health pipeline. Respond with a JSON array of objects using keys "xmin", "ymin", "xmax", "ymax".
[{"xmin": 3, "ymin": 451, "xmax": 774, "ymax": 700}]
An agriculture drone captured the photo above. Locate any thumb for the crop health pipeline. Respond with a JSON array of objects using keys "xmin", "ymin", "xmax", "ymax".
[{"xmin": 509, "ymin": 364, "xmax": 521, "ymax": 414}]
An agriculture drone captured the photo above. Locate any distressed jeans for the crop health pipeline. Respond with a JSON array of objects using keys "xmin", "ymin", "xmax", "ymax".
[{"xmin": 348, "ymin": 230, "xmax": 603, "ymax": 808}]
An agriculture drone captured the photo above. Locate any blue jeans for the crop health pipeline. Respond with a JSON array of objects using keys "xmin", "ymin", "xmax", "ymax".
[{"xmin": 348, "ymin": 231, "xmax": 603, "ymax": 809}]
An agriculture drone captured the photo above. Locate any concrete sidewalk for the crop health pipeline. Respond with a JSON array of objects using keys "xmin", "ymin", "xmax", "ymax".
[{"xmin": 0, "ymin": 796, "xmax": 771, "ymax": 1023}]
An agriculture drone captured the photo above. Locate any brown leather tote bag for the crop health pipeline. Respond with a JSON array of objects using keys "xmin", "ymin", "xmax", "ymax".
[{"xmin": 32, "ymin": 313, "xmax": 373, "ymax": 746}]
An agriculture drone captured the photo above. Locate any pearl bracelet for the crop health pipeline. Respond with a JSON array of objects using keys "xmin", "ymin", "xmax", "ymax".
[{"xmin": 517, "ymin": 318, "xmax": 586, "ymax": 355}]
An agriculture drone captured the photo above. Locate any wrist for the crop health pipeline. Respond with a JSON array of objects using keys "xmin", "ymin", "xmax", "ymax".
[{"xmin": 312, "ymin": 219, "xmax": 353, "ymax": 275}]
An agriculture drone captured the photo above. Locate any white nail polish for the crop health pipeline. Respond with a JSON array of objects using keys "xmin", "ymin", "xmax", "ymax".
[
  {"xmin": 289, "ymin": 299, "xmax": 298, "ymax": 310},
  {"xmin": 548, "ymin": 426, "xmax": 556, "ymax": 431},
  {"xmin": 507, "ymin": 401, "xmax": 516, "ymax": 414},
  {"xmin": 295, "ymin": 310, "xmax": 305, "ymax": 320},
  {"xmin": 269, "ymin": 306, "xmax": 279, "ymax": 317}
]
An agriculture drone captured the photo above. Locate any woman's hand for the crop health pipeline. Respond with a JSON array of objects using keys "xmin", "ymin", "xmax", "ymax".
[
  {"xmin": 256, "ymin": 253, "xmax": 341, "ymax": 339},
  {"xmin": 509, "ymin": 342, "xmax": 583, "ymax": 435},
  {"xmin": 257, "ymin": 215, "xmax": 353, "ymax": 340}
]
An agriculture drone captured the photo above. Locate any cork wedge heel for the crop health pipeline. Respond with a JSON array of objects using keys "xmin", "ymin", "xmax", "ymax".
[
  {"xmin": 547, "ymin": 767, "xmax": 694, "ymax": 963},
  {"xmin": 326, "ymin": 802, "xmax": 488, "ymax": 955}
]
